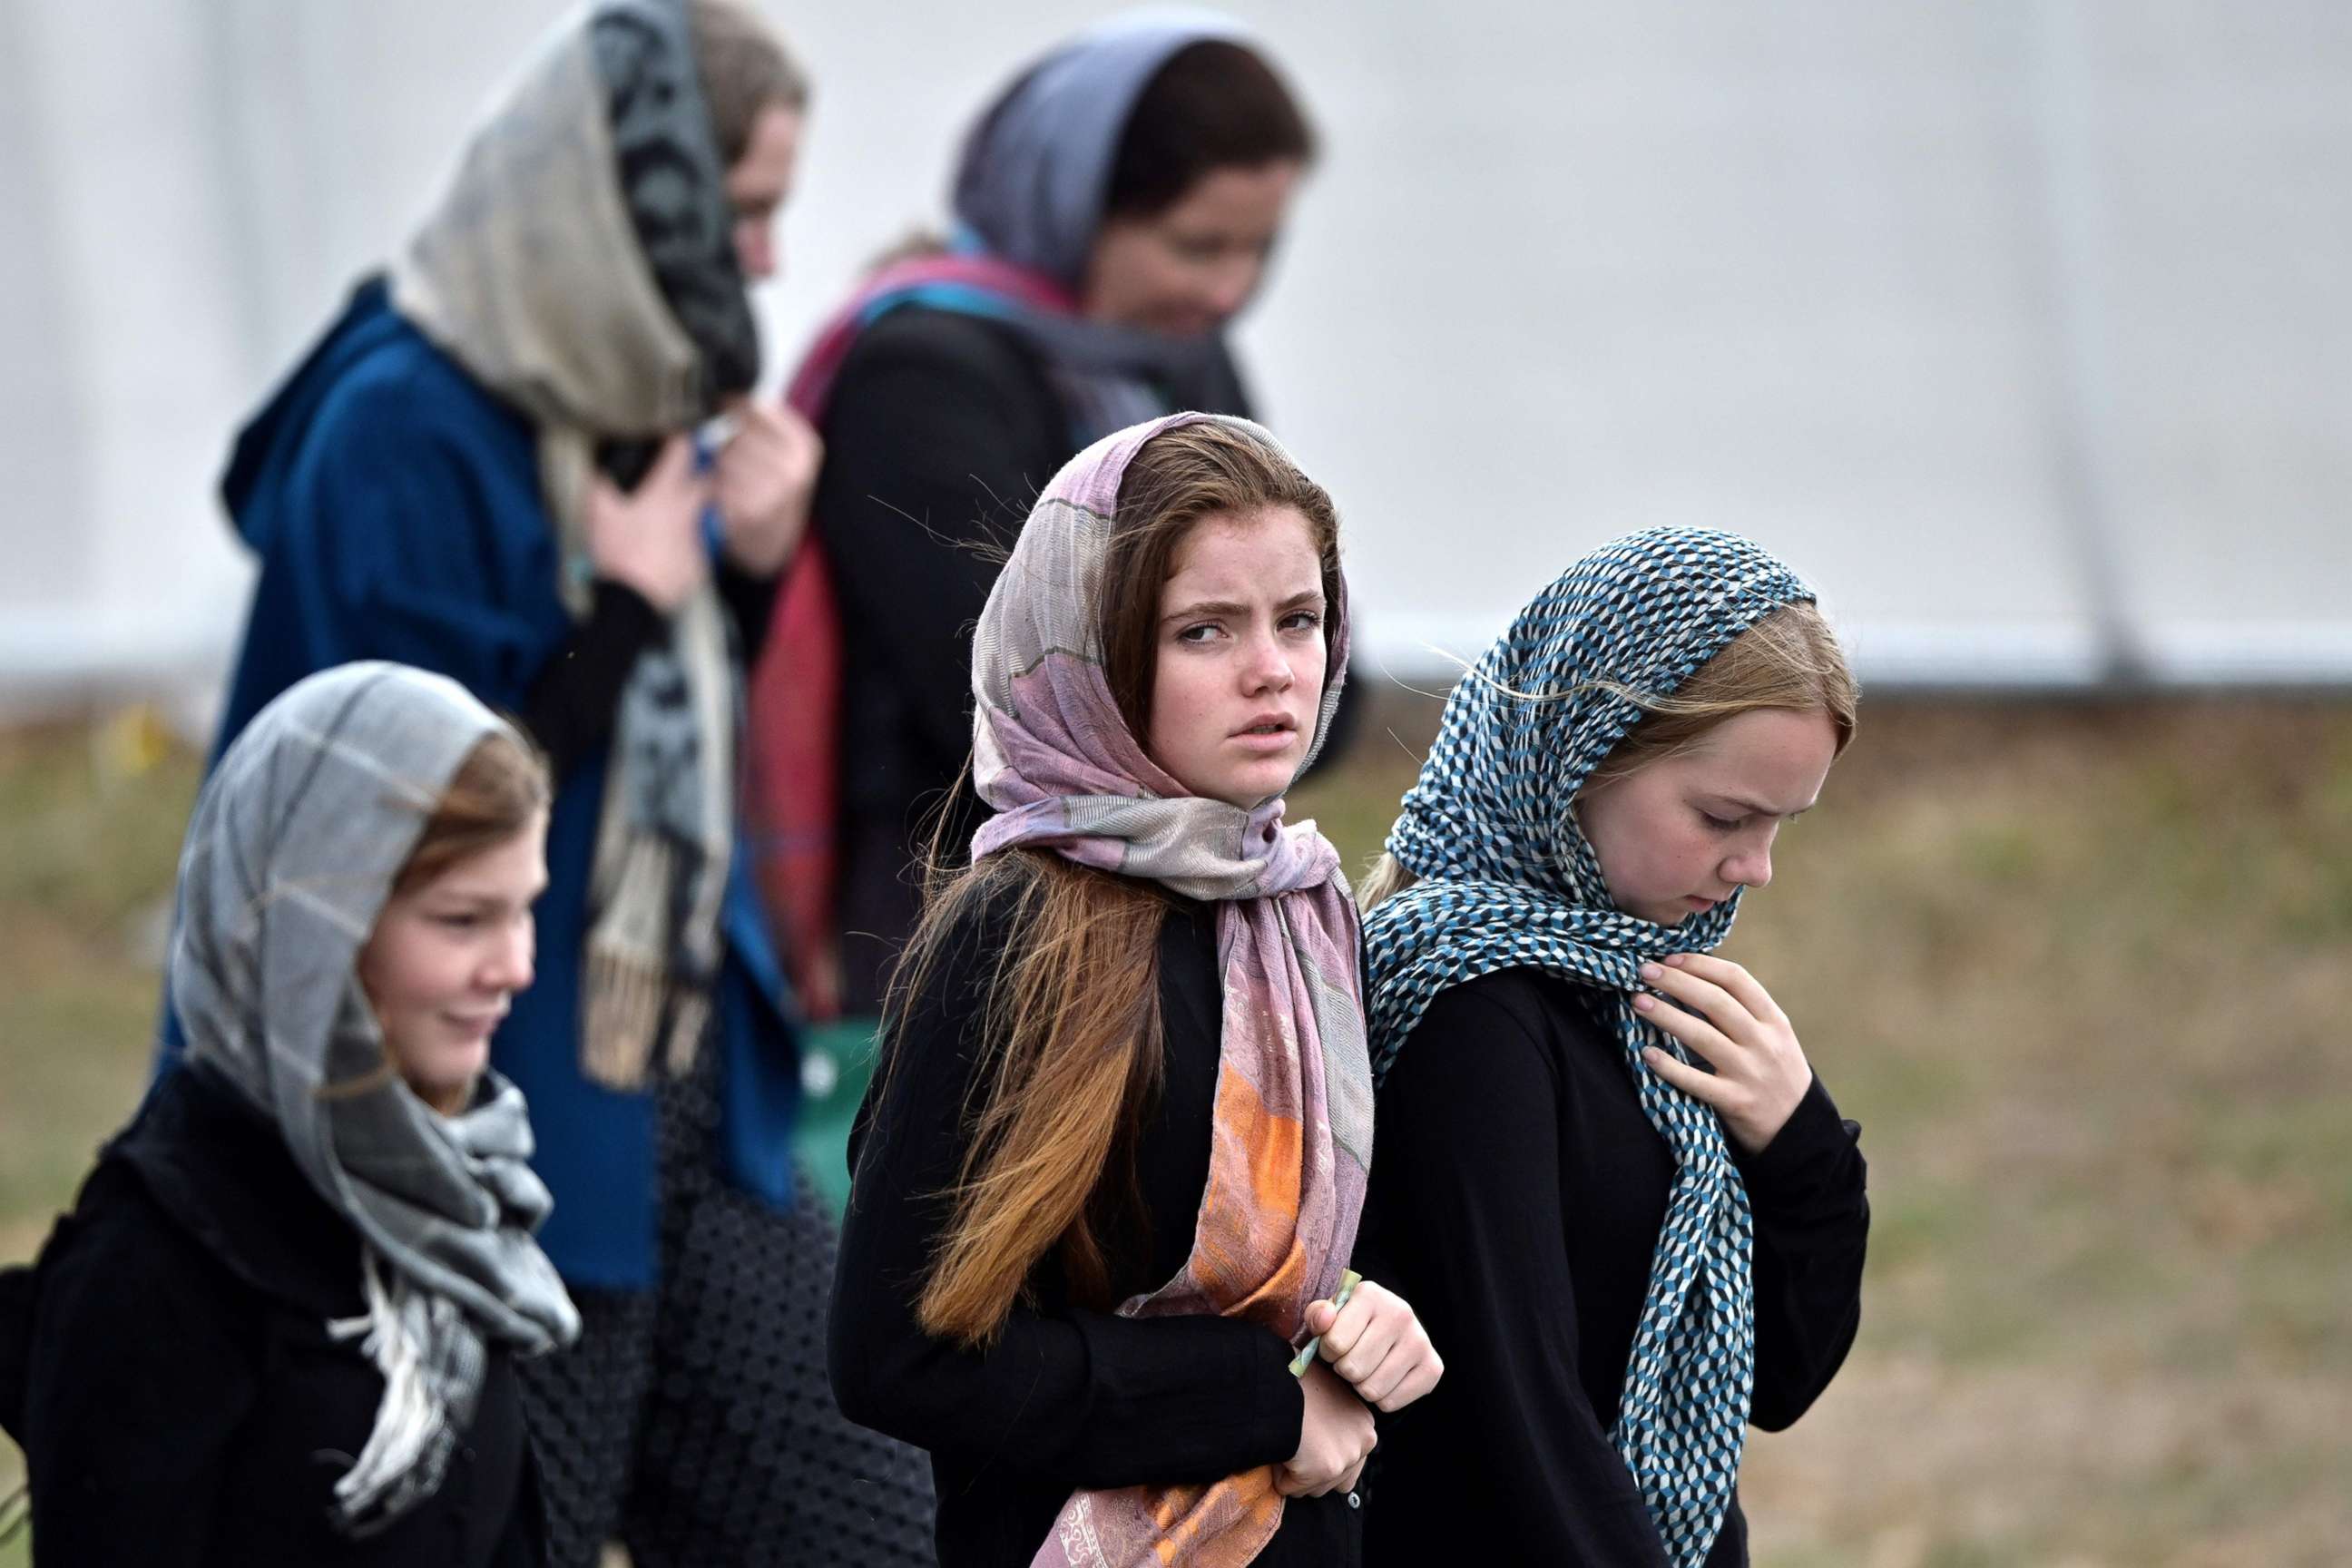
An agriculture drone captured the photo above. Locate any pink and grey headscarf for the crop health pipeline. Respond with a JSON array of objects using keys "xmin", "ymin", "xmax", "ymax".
[{"xmin": 970, "ymin": 412, "xmax": 1372, "ymax": 1567}]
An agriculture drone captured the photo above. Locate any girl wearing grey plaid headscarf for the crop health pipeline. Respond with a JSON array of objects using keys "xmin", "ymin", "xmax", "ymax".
[{"xmin": 6, "ymin": 662, "xmax": 577, "ymax": 1559}]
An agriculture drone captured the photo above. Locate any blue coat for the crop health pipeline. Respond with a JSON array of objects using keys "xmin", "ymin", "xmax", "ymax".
[{"xmin": 174, "ymin": 278, "xmax": 800, "ymax": 1290}]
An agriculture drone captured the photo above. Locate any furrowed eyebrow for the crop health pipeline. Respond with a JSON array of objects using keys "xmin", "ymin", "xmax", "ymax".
[
  {"xmin": 1160, "ymin": 590, "xmax": 1325, "ymax": 625},
  {"xmin": 1161, "ymin": 600, "xmax": 1251, "ymax": 624}
]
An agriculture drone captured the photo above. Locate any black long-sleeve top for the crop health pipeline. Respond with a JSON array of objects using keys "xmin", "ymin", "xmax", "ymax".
[
  {"xmin": 1358, "ymin": 968, "xmax": 1868, "ymax": 1566},
  {"xmin": 829, "ymin": 875, "xmax": 1364, "ymax": 1566},
  {"xmin": 810, "ymin": 309, "xmax": 1089, "ymax": 1013}
]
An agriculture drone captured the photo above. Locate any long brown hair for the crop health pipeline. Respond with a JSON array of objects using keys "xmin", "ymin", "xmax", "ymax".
[
  {"xmin": 1358, "ymin": 601, "xmax": 1857, "ymax": 908},
  {"xmin": 888, "ymin": 420, "xmax": 1341, "ymax": 1348}
]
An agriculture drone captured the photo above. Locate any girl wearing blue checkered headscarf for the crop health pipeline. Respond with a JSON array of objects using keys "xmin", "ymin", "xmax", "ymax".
[{"xmin": 1355, "ymin": 527, "xmax": 1872, "ymax": 1566}]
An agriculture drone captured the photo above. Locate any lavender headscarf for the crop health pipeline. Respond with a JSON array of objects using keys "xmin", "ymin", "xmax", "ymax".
[
  {"xmin": 946, "ymin": 8, "xmax": 1264, "ymax": 438},
  {"xmin": 955, "ymin": 6, "xmax": 1253, "ymax": 289},
  {"xmin": 970, "ymin": 413, "xmax": 1371, "ymax": 1567}
]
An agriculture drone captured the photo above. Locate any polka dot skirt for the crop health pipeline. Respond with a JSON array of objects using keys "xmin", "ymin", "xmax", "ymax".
[{"xmin": 520, "ymin": 1044, "xmax": 936, "ymax": 1567}]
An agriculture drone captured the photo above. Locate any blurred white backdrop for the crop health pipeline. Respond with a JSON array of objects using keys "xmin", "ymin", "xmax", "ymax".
[{"xmin": 5, "ymin": 0, "xmax": 2347, "ymax": 721}]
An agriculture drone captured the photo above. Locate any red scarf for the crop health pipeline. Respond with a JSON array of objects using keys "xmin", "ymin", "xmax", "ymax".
[{"xmin": 742, "ymin": 254, "xmax": 1078, "ymax": 1017}]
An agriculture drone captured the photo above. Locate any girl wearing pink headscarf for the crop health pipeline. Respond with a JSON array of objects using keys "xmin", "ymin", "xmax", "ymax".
[{"xmin": 829, "ymin": 415, "xmax": 1440, "ymax": 1567}]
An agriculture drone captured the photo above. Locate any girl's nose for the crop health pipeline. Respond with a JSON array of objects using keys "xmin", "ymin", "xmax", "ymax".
[
  {"xmin": 483, "ymin": 916, "xmax": 535, "ymax": 993},
  {"xmin": 1240, "ymin": 629, "xmax": 1295, "ymax": 692},
  {"xmin": 1723, "ymin": 835, "xmax": 1775, "ymax": 890}
]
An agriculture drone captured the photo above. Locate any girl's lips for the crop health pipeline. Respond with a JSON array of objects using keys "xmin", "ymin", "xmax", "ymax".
[{"xmin": 1229, "ymin": 729, "xmax": 1299, "ymax": 755}]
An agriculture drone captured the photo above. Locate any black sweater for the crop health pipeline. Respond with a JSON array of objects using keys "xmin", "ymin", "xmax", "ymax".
[
  {"xmin": 1358, "ymin": 968, "xmax": 1868, "ymax": 1566},
  {"xmin": 10, "ymin": 1063, "xmax": 544, "ymax": 1566},
  {"xmin": 811, "ymin": 309, "xmax": 1083, "ymax": 1013},
  {"xmin": 828, "ymin": 878, "xmax": 1362, "ymax": 1566}
]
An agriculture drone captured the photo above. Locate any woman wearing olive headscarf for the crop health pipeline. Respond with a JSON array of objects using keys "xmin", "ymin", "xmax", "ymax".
[{"xmin": 162, "ymin": 4, "xmax": 933, "ymax": 1563}]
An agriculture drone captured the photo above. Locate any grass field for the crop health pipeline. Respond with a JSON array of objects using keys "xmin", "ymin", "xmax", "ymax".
[{"xmin": 5, "ymin": 692, "xmax": 2348, "ymax": 1565}]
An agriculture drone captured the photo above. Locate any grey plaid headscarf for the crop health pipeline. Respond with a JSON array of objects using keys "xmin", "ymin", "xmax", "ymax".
[{"xmin": 170, "ymin": 662, "xmax": 579, "ymax": 1535}]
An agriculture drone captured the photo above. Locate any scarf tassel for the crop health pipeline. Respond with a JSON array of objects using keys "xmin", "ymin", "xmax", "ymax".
[
  {"xmin": 326, "ymin": 1250, "xmax": 448, "ymax": 1535},
  {"xmin": 580, "ymin": 948, "xmax": 715, "ymax": 1091},
  {"xmin": 580, "ymin": 948, "xmax": 671, "ymax": 1091}
]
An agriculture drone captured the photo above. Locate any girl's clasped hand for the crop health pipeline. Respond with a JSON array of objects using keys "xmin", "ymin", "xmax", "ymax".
[
  {"xmin": 1633, "ymin": 952, "xmax": 1817, "ymax": 1154},
  {"xmin": 1303, "ymin": 1280, "xmax": 1445, "ymax": 1414},
  {"xmin": 1279, "ymin": 1279, "xmax": 1445, "ymax": 1497}
]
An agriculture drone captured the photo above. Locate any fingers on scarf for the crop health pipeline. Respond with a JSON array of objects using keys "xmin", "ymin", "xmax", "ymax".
[
  {"xmin": 1662, "ymin": 952, "xmax": 1784, "ymax": 1024},
  {"xmin": 1360, "ymin": 1339, "xmax": 1445, "ymax": 1413},
  {"xmin": 1326, "ymin": 1282, "xmax": 1442, "ymax": 1412},
  {"xmin": 1642, "ymin": 1043, "xmax": 1730, "ymax": 1108},
  {"xmin": 648, "ymin": 431, "xmax": 697, "ymax": 485},
  {"xmin": 1317, "ymin": 1279, "xmax": 1387, "ymax": 1363},
  {"xmin": 1642, "ymin": 961, "xmax": 1758, "ymax": 1041},
  {"xmin": 1633, "ymin": 990, "xmax": 1740, "ymax": 1063},
  {"xmin": 1324, "ymin": 1305, "xmax": 1395, "ymax": 1385}
]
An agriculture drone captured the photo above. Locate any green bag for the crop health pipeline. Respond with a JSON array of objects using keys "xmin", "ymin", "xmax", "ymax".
[{"xmin": 795, "ymin": 1016, "xmax": 883, "ymax": 1215}]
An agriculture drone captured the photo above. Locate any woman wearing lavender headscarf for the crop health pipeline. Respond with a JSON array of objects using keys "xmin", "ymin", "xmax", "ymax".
[
  {"xmin": 746, "ymin": 9, "xmax": 1319, "ymax": 1025},
  {"xmin": 829, "ymin": 416, "xmax": 1441, "ymax": 1567}
]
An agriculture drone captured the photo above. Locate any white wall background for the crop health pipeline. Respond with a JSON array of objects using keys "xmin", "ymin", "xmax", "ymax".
[{"xmin": 4, "ymin": 0, "xmax": 2348, "ymax": 722}]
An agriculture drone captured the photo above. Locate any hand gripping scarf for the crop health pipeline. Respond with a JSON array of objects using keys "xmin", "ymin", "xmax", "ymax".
[
  {"xmin": 390, "ymin": 0, "xmax": 754, "ymax": 1087},
  {"xmin": 967, "ymin": 413, "xmax": 1373, "ymax": 1568},
  {"xmin": 169, "ymin": 663, "xmax": 580, "ymax": 1534},
  {"xmin": 1361, "ymin": 526, "xmax": 1819, "ymax": 1566}
]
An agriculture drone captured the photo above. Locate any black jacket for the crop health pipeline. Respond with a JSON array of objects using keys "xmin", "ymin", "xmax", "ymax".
[
  {"xmin": 829, "ymin": 877, "xmax": 1362, "ymax": 1566},
  {"xmin": 1358, "ymin": 968, "xmax": 1869, "ymax": 1566},
  {"xmin": 810, "ymin": 308, "xmax": 1257, "ymax": 1014},
  {"xmin": 4, "ymin": 1063, "xmax": 545, "ymax": 1566}
]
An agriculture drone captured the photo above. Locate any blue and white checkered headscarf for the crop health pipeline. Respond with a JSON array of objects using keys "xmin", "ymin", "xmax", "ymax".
[{"xmin": 1363, "ymin": 525, "xmax": 1818, "ymax": 1565}]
